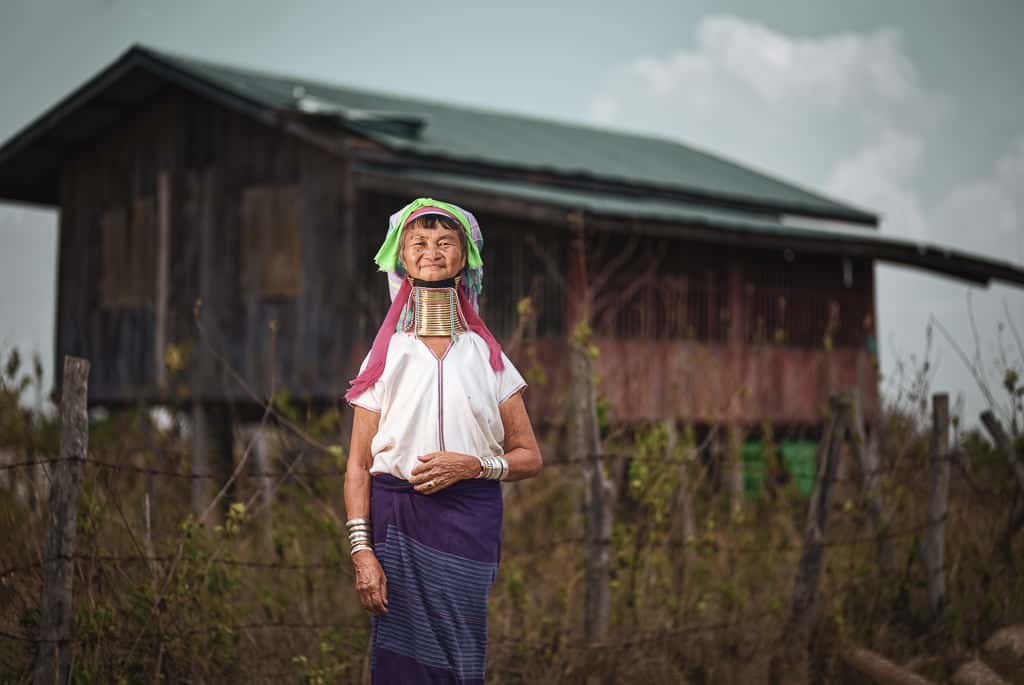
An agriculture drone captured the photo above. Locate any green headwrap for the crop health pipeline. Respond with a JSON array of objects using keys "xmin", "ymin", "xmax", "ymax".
[{"xmin": 373, "ymin": 197, "xmax": 483, "ymax": 274}]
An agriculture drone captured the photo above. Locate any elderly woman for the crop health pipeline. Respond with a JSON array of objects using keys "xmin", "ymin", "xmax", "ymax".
[{"xmin": 343, "ymin": 198, "xmax": 543, "ymax": 683}]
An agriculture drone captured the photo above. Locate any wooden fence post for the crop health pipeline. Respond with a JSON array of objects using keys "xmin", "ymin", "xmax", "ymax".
[
  {"xmin": 571, "ymin": 337, "xmax": 611, "ymax": 644},
  {"xmin": 849, "ymin": 388, "xmax": 895, "ymax": 577},
  {"xmin": 924, "ymin": 393, "xmax": 950, "ymax": 620},
  {"xmin": 771, "ymin": 392, "xmax": 850, "ymax": 684},
  {"xmin": 34, "ymin": 356, "xmax": 89, "ymax": 685}
]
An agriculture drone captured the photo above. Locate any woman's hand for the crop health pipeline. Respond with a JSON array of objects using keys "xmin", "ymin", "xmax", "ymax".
[
  {"xmin": 409, "ymin": 452, "xmax": 481, "ymax": 494},
  {"xmin": 353, "ymin": 549, "xmax": 388, "ymax": 614}
]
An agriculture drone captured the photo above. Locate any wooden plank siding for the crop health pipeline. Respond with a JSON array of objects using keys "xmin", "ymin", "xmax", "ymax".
[
  {"xmin": 57, "ymin": 88, "xmax": 362, "ymax": 404},
  {"xmin": 53, "ymin": 86, "xmax": 879, "ymax": 425}
]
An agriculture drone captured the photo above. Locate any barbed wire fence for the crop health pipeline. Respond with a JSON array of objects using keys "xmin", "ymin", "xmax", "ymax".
[{"xmin": 2, "ymin": 353, "xmax": 1023, "ymax": 684}]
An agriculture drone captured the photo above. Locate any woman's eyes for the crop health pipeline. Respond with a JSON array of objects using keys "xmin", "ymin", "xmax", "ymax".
[{"xmin": 408, "ymin": 240, "xmax": 455, "ymax": 249}]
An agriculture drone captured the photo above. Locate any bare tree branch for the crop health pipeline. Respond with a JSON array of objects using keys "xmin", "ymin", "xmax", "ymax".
[
  {"xmin": 929, "ymin": 315, "xmax": 1001, "ymax": 419},
  {"xmin": 523, "ymin": 233, "xmax": 566, "ymax": 292},
  {"xmin": 590, "ymin": 233, "xmax": 641, "ymax": 297},
  {"xmin": 1004, "ymin": 297, "xmax": 1024, "ymax": 365},
  {"xmin": 592, "ymin": 248, "xmax": 664, "ymax": 320}
]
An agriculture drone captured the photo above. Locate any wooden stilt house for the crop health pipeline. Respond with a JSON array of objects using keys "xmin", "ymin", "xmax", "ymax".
[{"xmin": 2, "ymin": 45, "xmax": 1022, "ymax": 474}]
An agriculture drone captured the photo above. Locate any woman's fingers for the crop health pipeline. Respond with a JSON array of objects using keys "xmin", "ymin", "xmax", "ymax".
[
  {"xmin": 409, "ymin": 453, "xmax": 438, "ymax": 477},
  {"xmin": 374, "ymin": 576, "xmax": 389, "ymax": 613},
  {"xmin": 414, "ymin": 477, "xmax": 453, "ymax": 495},
  {"xmin": 358, "ymin": 586, "xmax": 373, "ymax": 612},
  {"xmin": 358, "ymin": 577, "xmax": 388, "ymax": 614},
  {"xmin": 411, "ymin": 453, "xmax": 470, "ymax": 494},
  {"xmin": 368, "ymin": 583, "xmax": 388, "ymax": 614}
]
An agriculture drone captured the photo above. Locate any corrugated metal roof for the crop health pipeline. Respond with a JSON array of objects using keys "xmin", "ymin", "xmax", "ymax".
[
  {"xmin": 155, "ymin": 47, "xmax": 875, "ymax": 224},
  {"xmin": 357, "ymin": 166, "xmax": 1024, "ymax": 288},
  {"xmin": 0, "ymin": 45, "xmax": 875, "ymax": 224}
]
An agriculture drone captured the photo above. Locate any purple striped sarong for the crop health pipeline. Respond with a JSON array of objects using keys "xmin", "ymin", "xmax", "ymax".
[{"xmin": 369, "ymin": 473, "xmax": 503, "ymax": 684}]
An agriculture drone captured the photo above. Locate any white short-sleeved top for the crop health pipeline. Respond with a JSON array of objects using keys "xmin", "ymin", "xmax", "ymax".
[{"xmin": 349, "ymin": 331, "xmax": 527, "ymax": 481}]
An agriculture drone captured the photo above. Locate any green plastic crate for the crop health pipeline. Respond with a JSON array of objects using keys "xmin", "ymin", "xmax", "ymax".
[
  {"xmin": 780, "ymin": 440, "xmax": 817, "ymax": 497},
  {"xmin": 741, "ymin": 440, "xmax": 765, "ymax": 499}
]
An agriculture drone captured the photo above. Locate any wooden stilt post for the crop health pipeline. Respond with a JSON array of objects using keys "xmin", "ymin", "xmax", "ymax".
[
  {"xmin": 245, "ymin": 423, "xmax": 275, "ymax": 550},
  {"xmin": 191, "ymin": 401, "xmax": 234, "ymax": 525},
  {"xmin": 726, "ymin": 421, "xmax": 745, "ymax": 514}
]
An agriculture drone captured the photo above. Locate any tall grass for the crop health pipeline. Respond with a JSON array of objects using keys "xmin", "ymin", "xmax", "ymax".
[{"xmin": 1, "ymin": 346, "xmax": 1022, "ymax": 683}]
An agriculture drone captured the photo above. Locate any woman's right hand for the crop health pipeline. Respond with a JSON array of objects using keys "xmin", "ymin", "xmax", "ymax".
[{"xmin": 353, "ymin": 550, "xmax": 388, "ymax": 614}]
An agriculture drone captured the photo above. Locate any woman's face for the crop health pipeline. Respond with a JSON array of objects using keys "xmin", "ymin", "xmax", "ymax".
[{"xmin": 400, "ymin": 223, "xmax": 466, "ymax": 281}]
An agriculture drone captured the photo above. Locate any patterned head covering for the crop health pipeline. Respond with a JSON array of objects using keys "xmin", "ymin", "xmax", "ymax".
[
  {"xmin": 345, "ymin": 198, "xmax": 504, "ymax": 403},
  {"xmin": 374, "ymin": 198, "xmax": 485, "ymax": 311}
]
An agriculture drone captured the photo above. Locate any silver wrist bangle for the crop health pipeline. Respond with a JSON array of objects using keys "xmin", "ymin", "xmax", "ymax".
[
  {"xmin": 476, "ymin": 455, "xmax": 509, "ymax": 481},
  {"xmin": 346, "ymin": 516, "xmax": 373, "ymax": 553}
]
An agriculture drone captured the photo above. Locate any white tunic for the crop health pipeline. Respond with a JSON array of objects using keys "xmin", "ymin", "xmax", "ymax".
[{"xmin": 349, "ymin": 331, "xmax": 527, "ymax": 481}]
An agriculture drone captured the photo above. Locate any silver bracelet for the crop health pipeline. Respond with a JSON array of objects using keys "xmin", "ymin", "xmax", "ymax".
[
  {"xmin": 345, "ymin": 517, "xmax": 370, "ymax": 529},
  {"xmin": 347, "ymin": 517, "xmax": 372, "ymax": 552},
  {"xmin": 476, "ymin": 455, "xmax": 509, "ymax": 481}
]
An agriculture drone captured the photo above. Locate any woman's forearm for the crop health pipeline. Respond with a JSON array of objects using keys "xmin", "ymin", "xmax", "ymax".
[
  {"xmin": 500, "ymin": 445, "xmax": 543, "ymax": 481},
  {"xmin": 498, "ymin": 393, "xmax": 543, "ymax": 482},
  {"xmin": 343, "ymin": 465, "xmax": 371, "ymax": 520}
]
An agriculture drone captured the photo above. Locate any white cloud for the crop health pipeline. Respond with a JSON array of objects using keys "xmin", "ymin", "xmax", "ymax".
[
  {"xmin": 930, "ymin": 137, "xmax": 1024, "ymax": 262},
  {"xmin": 696, "ymin": 19, "xmax": 918, "ymax": 105},
  {"xmin": 588, "ymin": 15, "xmax": 940, "ymax": 186},
  {"xmin": 826, "ymin": 130, "xmax": 928, "ymax": 240}
]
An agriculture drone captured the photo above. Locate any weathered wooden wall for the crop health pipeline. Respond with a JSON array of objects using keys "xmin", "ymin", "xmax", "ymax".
[
  {"xmin": 55, "ymin": 87, "xmax": 878, "ymax": 425},
  {"xmin": 57, "ymin": 88, "xmax": 372, "ymax": 404},
  {"xmin": 522, "ymin": 338, "xmax": 879, "ymax": 425}
]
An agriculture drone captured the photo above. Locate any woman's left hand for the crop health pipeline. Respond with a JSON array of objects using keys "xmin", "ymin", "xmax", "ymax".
[{"xmin": 409, "ymin": 452, "xmax": 480, "ymax": 494}]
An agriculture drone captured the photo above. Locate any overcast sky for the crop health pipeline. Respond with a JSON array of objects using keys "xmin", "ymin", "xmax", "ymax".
[{"xmin": 1, "ymin": 0, "xmax": 1022, "ymax": 426}]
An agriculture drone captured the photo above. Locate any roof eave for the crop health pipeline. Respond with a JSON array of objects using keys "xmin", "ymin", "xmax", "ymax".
[
  {"xmin": 354, "ymin": 166, "xmax": 1024, "ymax": 290},
  {"xmin": 0, "ymin": 45, "xmax": 283, "ymax": 207}
]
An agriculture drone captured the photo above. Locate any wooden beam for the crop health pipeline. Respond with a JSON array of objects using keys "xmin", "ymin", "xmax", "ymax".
[{"xmin": 154, "ymin": 170, "xmax": 171, "ymax": 391}]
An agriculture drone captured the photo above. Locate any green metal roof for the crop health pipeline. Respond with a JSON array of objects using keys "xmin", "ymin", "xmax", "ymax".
[{"xmin": 156, "ymin": 47, "xmax": 875, "ymax": 224}]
